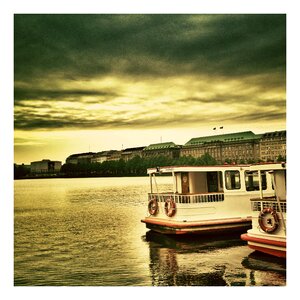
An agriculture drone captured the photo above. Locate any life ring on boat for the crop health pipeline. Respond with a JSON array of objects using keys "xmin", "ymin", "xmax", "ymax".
[
  {"xmin": 258, "ymin": 207, "xmax": 280, "ymax": 233},
  {"xmin": 148, "ymin": 198, "xmax": 159, "ymax": 215},
  {"xmin": 164, "ymin": 198, "xmax": 176, "ymax": 217}
]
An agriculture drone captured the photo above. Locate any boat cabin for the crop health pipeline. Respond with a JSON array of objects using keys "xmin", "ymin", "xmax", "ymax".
[{"xmin": 147, "ymin": 164, "xmax": 283, "ymax": 205}]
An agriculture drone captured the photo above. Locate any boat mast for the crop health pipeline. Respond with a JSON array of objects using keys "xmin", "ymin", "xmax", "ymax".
[
  {"xmin": 150, "ymin": 173, "xmax": 153, "ymax": 194},
  {"xmin": 258, "ymin": 170, "xmax": 263, "ymax": 199}
]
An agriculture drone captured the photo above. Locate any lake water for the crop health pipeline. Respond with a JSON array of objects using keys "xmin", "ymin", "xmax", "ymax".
[{"xmin": 14, "ymin": 177, "xmax": 286, "ymax": 286}]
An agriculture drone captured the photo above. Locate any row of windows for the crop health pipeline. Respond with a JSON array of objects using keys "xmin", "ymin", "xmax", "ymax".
[
  {"xmin": 224, "ymin": 170, "xmax": 268, "ymax": 191},
  {"xmin": 182, "ymin": 148, "xmax": 284, "ymax": 157},
  {"xmin": 262, "ymin": 137, "xmax": 286, "ymax": 141},
  {"xmin": 261, "ymin": 146, "xmax": 286, "ymax": 150},
  {"xmin": 183, "ymin": 148, "xmax": 254, "ymax": 155},
  {"xmin": 224, "ymin": 137, "xmax": 245, "ymax": 141},
  {"xmin": 261, "ymin": 150, "xmax": 285, "ymax": 156},
  {"xmin": 182, "ymin": 146, "xmax": 258, "ymax": 154}
]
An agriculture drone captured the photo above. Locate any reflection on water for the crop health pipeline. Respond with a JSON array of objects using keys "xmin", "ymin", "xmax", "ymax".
[
  {"xmin": 144, "ymin": 231, "xmax": 286, "ymax": 286},
  {"xmin": 14, "ymin": 177, "xmax": 286, "ymax": 286}
]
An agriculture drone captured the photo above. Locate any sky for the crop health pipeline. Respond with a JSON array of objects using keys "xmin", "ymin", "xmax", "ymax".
[{"xmin": 13, "ymin": 14, "xmax": 286, "ymax": 164}]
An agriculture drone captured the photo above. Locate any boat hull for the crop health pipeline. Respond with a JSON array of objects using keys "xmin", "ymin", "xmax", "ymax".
[
  {"xmin": 141, "ymin": 217, "xmax": 252, "ymax": 235},
  {"xmin": 241, "ymin": 233, "xmax": 286, "ymax": 258}
]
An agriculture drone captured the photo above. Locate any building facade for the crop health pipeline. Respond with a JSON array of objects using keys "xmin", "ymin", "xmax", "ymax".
[
  {"xmin": 143, "ymin": 142, "xmax": 181, "ymax": 159},
  {"xmin": 66, "ymin": 150, "xmax": 124, "ymax": 164},
  {"xmin": 66, "ymin": 152, "xmax": 96, "ymax": 164},
  {"xmin": 259, "ymin": 130, "xmax": 286, "ymax": 162},
  {"xmin": 91, "ymin": 150, "xmax": 122, "ymax": 163},
  {"xmin": 91, "ymin": 151, "xmax": 110, "ymax": 163},
  {"xmin": 30, "ymin": 159, "xmax": 62, "ymax": 173},
  {"xmin": 181, "ymin": 131, "xmax": 261, "ymax": 163},
  {"xmin": 107, "ymin": 150, "xmax": 122, "ymax": 161},
  {"xmin": 121, "ymin": 147, "xmax": 145, "ymax": 161},
  {"xmin": 181, "ymin": 130, "xmax": 286, "ymax": 163}
]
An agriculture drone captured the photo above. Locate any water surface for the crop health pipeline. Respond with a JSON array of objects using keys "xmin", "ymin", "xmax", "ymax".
[{"xmin": 14, "ymin": 177, "xmax": 286, "ymax": 286}]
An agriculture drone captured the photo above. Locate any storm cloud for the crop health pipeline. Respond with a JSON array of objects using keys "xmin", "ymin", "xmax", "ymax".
[{"xmin": 14, "ymin": 14, "xmax": 286, "ymax": 131}]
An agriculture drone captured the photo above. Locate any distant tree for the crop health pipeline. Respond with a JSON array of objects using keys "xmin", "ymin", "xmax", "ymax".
[
  {"xmin": 198, "ymin": 153, "xmax": 217, "ymax": 165},
  {"xmin": 117, "ymin": 159, "xmax": 126, "ymax": 175},
  {"xmin": 277, "ymin": 155, "xmax": 286, "ymax": 162},
  {"xmin": 224, "ymin": 158, "xmax": 232, "ymax": 164},
  {"xmin": 246, "ymin": 158, "xmax": 255, "ymax": 164},
  {"xmin": 14, "ymin": 164, "xmax": 30, "ymax": 179}
]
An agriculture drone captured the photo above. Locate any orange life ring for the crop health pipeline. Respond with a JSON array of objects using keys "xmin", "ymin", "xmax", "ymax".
[
  {"xmin": 164, "ymin": 198, "xmax": 176, "ymax": 217},
  {"xmin": 148, "ymin": 198, "xmax": 159, "ymax": 215},
  {"xmin": 258, "ymin": 207, "xmax": 280, "ymax": 233}
]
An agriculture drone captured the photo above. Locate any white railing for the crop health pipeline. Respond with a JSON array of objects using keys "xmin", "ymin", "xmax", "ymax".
[
  {"xmin": 250, "ymin": 197, "xmax": 287, "ymax": 213},
  {"xmin": 148, "ymin": 192, "xmax": 224, "ymax": 204}
]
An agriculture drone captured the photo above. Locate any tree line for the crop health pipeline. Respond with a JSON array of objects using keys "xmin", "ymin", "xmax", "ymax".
[
  {"xmin": 60, "ymin": 153, "xmax": 218, "ymax": 177},
  {"xmin": 14, "ymin": 153, "xmax": 286, "ymax": 179}
]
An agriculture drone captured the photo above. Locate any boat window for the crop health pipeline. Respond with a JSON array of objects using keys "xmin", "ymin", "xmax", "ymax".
[
  {"xmin": 207, "ymin": 172, "xmax": 223, "ymax": 192},
  {"xmin": 225, "ymin": 170, "xmax": 241, "ymax": 190},
  {"xmin": 245, "ymin": 171, "xmax": 267, "ymax": 191}
]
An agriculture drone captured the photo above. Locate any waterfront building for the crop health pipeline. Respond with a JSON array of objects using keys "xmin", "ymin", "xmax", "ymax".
[
  {"xmin": 181, "ymin": 131, "xmax": 261, "ymax": 163},
  {"xmin": 66, "ymin": 152, "xmax": 96, "ymax": 164},
  {"xmin": 121, "ymin": 147, "xmax": 145, "ymax": 161},
  {"xmin": 30, "ymin": 159, "xmax": 62, "ymax": 173},
  {"xmin": 91, "ymin": 150, "xmax": 115, "ymax": 163},
  {"xmin": 259, "ymin": 130, "xmax": 286, "ymax": 162},
  {"xmin": 181, "ymin": 130, "xmax": 286, "ymax": 163},
  {"xmin": 107, "ymin": 150, "xmax": 122, "ymax": 161},
  {"xmin": 142, "ymin": 142, "xmax": 181, "ymax": 159},
  {"xmin": 63, "ymin": 130, "xmax": 286, "ymax": 166}
]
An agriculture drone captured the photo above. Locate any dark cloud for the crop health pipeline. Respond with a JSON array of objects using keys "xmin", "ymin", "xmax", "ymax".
[
  {"xmin": 14, "ymin": 14, "xmax": 286, "ymax": 131},
  {"xmin": 14, "ymin": 14, "xmax": 286, "ymax": 80},
  {"xmin": 176, "ymin": 94, "xmax": 286, "ymax": 107},
  {"xmin": 14, "ymin": 87, "xmax": 118, "ymax": 101}
]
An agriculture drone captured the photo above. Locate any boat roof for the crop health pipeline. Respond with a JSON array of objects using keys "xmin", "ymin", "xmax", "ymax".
[{"xmin": 147, "ymin": 162, "xmax": 286, "ymax": 174}]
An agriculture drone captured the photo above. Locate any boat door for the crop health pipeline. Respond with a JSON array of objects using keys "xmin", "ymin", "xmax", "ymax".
[
  {"xmin": 181, "ymin": 172, "xmax": 189, "ymax": 193},
  {"xmin": 207, "ymin": 172, "xmax": 219, "ymax": 192}
]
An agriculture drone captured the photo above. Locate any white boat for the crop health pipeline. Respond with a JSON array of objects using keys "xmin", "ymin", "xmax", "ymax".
[
  {"xmin": 241, "ymin": 164, "xmax": 286, "ymax": 258},
  {"xmin": 141, "ymin": 163, "xmax": 286, "ymax": 235}
]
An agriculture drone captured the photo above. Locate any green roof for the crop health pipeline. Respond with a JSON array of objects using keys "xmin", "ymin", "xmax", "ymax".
[
  {"xmin": 185, "ymin": 131, "xmax": 261, "ymax": 146},
  {"xmin": 144, "ymin": 142, "xmax": 180, "ymax": 151}
]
